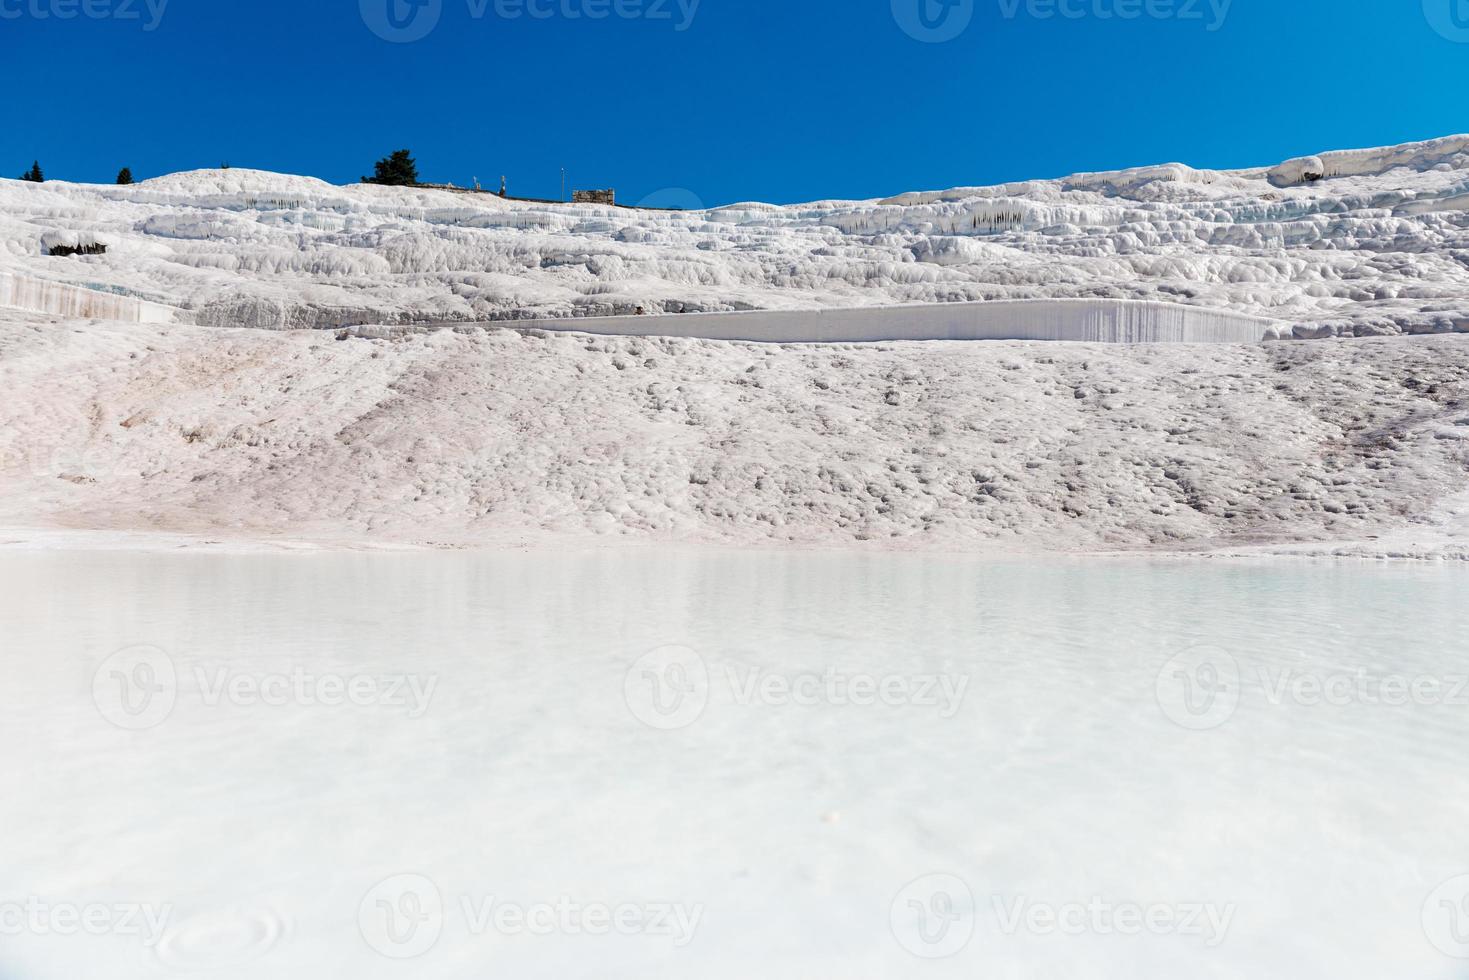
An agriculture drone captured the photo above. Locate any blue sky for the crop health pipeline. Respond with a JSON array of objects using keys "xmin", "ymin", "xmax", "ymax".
[{"xmin": 2, "ymin": 0, "xmax": 1466, "ymax": 204}]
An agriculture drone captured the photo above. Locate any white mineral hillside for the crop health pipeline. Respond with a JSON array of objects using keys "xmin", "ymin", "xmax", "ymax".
[
  {"xmin": 1, "ymin": 137, "xmax": 1467, "ymax": 556},
  {"xmin": 1, "ymin": 133, "xmax": 1468, "ymax": 336}
]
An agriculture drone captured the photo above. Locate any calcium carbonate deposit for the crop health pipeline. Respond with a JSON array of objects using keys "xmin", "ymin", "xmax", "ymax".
[
  {"xmin": 2, "ymin": 134, "xmax": 1468, "ymax": 554},
  {"xmin": 1, "ymin": 134, "xmax": 1468, "ymax": 336}
]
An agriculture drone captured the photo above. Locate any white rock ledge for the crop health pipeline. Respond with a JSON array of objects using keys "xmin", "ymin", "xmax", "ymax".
[
  {"xmin": 0, "ymin": 272, "xmax": 192, "ymax": 325},
  {"xmin": 421, "ymin": 299, "xmax": 1276, "ymax": 345}
]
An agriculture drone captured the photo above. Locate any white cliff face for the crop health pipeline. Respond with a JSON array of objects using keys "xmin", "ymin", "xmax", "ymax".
[{"xmin": 1, "ymin": 134, "xmax": 1468, "ymax": 336}]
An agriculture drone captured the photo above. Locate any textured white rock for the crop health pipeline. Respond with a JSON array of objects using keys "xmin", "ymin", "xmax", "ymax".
[
  {"xmin": 3, "ymin": 136, "xmax": 1469, "ymax": 554},
  {"xmin": 442, "ymin": 299, "xmax": 1273, "ymax": 344},
  {"xmin": 1, "ymin": 134, "xmax": 1467, "ymax": 336},
  {"xmin": 2, "ymin": 311, "xmax": 1465, "ymax": 556},
  {"xmin": 0, "ymin": 272, "xmax": 189, "ymax": 324}
]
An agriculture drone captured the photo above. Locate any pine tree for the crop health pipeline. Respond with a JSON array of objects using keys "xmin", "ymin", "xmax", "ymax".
[
  {"xmin": 116, "ymin": 167, "xmax": 134, "ymax": 185},
  {"xmin": 363, "ymin": 149, "xmax": 418, "ymax": 186},
  {"xmin": 20, "ymin": 161, "xmax": 43, "ymax": 182}
]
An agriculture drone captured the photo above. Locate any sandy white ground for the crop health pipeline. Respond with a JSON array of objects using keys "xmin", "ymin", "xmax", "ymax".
[{"xmin": 2, "ymin": 310, "xmax": 1466, "ymax": 557}]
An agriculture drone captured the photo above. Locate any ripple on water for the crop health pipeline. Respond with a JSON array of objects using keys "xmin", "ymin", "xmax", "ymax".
[{"xmin": 155, "ymin": 906, "xmax": 290, "ymax": 971}]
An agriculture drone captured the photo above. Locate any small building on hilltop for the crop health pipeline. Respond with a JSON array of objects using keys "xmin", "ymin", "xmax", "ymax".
[{"xmin": 572, "ymin": 188, "xmax": 616, "ymax": 205}]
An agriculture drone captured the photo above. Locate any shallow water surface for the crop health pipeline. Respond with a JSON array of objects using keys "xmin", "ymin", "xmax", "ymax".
[{"xmin": 2, "ymin": 551, "xmax": 1467, "ymax": 978}]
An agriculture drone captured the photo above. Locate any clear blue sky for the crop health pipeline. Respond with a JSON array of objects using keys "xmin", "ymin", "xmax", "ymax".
[{"xmin": 2, "ymin": 0, "xmax": 1465, "ymax": 204}]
